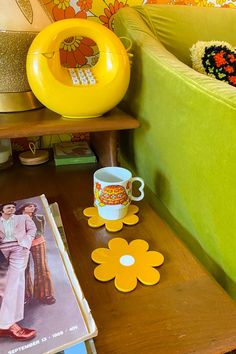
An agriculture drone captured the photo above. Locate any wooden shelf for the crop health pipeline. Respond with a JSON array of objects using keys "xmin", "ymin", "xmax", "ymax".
[
  {"xmin": 0, "ymin": 107, "xmax": 139, "ymax": 139},
  {"xmin": 0, "ymin": 106, "xmax": 139, "ymax": 166}
]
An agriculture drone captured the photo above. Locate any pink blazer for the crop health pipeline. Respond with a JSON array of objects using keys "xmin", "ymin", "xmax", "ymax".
[{"xmin": 0, "ymin": 214, "xmax": 36, "ymax": 249}]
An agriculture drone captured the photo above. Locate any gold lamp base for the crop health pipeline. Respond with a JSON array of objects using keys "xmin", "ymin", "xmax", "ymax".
[
  {"xmin": 0, "ymin": 92, "xmax": 43, "ymax": 113},
  {"xmin": 0, "ymin": 0, "xmax": 52, "ymax": 113}
]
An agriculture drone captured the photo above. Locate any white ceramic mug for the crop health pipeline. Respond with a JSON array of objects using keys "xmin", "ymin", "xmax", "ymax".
[{"xmin": 94, "ymin": 166, "xmax": 145, "ymax": 220}]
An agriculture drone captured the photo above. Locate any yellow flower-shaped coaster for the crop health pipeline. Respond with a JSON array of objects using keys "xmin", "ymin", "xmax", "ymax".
[
  {"xmin": 91, "ymin": 237, "xmax": 164, "ymax": 292},
  {"xmin": 83, "ymin": 204, "xmax": 139, "ymax": 232}
]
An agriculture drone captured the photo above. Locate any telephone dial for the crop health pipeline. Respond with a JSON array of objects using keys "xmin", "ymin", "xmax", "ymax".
[{"xmin": 26, "ymin": 18, "xmax": 131, "ymax": 119}]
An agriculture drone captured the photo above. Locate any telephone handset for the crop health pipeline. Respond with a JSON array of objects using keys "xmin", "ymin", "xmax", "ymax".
[{"xmin": 26, "ymin": 18, "xmax": 131, "ymax": 119}]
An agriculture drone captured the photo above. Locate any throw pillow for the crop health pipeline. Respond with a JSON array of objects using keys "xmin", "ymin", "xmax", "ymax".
[{"xmin": 190, "ymin": 41, "xmax": 236, "ymax": 87}]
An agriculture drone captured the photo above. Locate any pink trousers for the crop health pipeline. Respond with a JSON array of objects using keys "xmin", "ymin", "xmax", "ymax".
[{"xmin": 0, "ymin": 243, "xmax": 29, "ymax": 329}]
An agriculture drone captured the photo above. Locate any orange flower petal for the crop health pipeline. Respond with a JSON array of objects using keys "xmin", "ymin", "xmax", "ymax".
[
  {"xmin": 108, "ymin": 237, "xmax": 128, "ymax": 252},
  {"xmin": 94, "ymin": 263, "xmax": 117, "ymax": 281},
  {"xmin": 64, "ymin": 6, "xmax": 76, "ymax": 18},
  {"xmin": 91, "ymin": 248, "xmax": 112, "ymax": 263},
  {"xmin": 81, "ymin": 37, "xmax": 96, "ymax": 47},
  {"xmin": 129, "ymin": 239, "xmax": 149, "ymax": 253},
  {"xmin": 105, "ymin": 219, "xmax": 123, "ymax": 232},
  {"xmin": 99, "ymin": 15, "xmax": 109, "ymax": 24},
  {"xmin": 52, "ymin": 6, "xmax": 65, "ymax": 20},
  {"xmin": 114, "ymin": 0, "xmax": 120, "ymax": 11},
  {"xmin": 75, "ymin": 10, "xmax": 87, "ymax": 19},
  {"xmin": 66, "ymin": 51, "xmax": 78, "ymax": 67},
  {"xmin": 104, "ymin": 7, "xmax": 112, "ymax": 18},
  {"xmin": 144, "ymin": 251, "xmax": 164, "ymax": 267},
  {"xmin": 115, "ymin": 270, "xmax": 137, "ymax": 292},
  {"xmin": 43, "ymin": 2, "xmax": 54, "ymax": 18},
  {"xmin": 123, "ymin": 214, "xmax": 139, "ymax": 226},
  {"xmin": 59, "ymin": 49, "xmax": 68, "ymax": 66},
  {"xmin": 88, "ymin": 216, "xmax": 105, "ymax": 228},
  {"xmin": 79, "ymin": 42, "xmax": 94, "ymax": 56},
  {"xmin": 127, "ymin": 204, "xmax": 139, "ymax": 214},
  {"xmin": 109, "ymin": 3, "xmax": 115, "ymax": 14},
  {"xmin": 137, "ymin": 266, "xmax": 161, "ymax": 285},
  {"xmin": 83, "ymin": 207, "xmax": 97, "ymax": 217},
  {"xmin": 74, "ymin": 49, "xmax": 87, "ymax": 66}
]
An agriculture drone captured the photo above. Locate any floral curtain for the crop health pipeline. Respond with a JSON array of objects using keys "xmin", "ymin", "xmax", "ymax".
[
  {"xmin": 42, "ymin": 0, "xmax": 236, "ymax": 68},
  {"xmin": 43, "ymin": 0, "xmax": 236, "ymax": 24}
]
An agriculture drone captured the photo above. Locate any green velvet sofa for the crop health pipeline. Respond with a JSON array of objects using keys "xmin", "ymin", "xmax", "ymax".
[{"xmin": 113, "ymin": 5, "xmax": 236, "ymax": 299}]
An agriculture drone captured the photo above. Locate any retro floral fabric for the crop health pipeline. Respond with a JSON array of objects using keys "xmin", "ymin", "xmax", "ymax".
[
  {"xmin": 42, "ymin": 0, "xmax": 236, "ymax": 68},
  {"xmin": 42, "ymin": 0, "xmax": 143, "ymax": 67},
  {"xmin": 43, "ymin": 0, "xmax": 236, "ymax": 28}
]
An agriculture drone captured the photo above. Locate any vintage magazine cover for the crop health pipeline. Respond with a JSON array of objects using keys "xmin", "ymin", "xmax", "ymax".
[
  {"xmin": 50, "ymin": 203, "xmax": 97, "ymax": 354},
  {"xmin": 0, "ymin": 195, "xmax": 97, "ymax": 354}
]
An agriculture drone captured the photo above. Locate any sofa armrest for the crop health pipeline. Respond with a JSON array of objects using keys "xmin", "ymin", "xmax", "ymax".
[
  {"xmin": 114, "ymin": 6, "xmax": 236, "ymax": 298},
  {"xmin": 114, "ymin": 6, "xmax": 236, "ymax": 111}
]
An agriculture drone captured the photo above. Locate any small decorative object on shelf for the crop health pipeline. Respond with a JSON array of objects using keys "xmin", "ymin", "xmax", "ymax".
[
  {"xmin": 53, "ymin": 141, "xmax": 97, "ymax": 166},
  {"xmin": 19, "ymin": 142, "xmax": 49, "ymax": 166},
  {"xmin": 0, "ymin": 138, "xmax": 13, "ymax": 170}
]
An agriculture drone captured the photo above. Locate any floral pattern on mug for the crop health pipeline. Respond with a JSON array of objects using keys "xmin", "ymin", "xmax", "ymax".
[{"xmin": 95, "ymin": 184, "xmax": 130, "ymax": 206}]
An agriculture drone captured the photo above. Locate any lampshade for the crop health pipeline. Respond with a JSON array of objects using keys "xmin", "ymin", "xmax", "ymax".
[{"xmin": 0, "ymin": 0, "xmax": 52, "ymax": 112}]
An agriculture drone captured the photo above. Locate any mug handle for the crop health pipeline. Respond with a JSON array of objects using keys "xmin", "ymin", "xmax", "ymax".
[{"xmin": 130, "ymin": 177, "xmax": 145, "ymax": 201}]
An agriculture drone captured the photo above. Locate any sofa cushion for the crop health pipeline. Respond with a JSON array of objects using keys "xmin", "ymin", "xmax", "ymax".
[
  {"xmin": 135, "ymin": 5, "xmax": 236, "ymax": 66},
  {"xmin": 190, "ymin": 41, "xmax": 236, "ymax": 87}
]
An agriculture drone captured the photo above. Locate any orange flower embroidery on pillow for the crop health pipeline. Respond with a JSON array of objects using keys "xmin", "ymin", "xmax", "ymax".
[{"xmin": 191, "ymin": 41, "xmax": 236, "ymax": 87}]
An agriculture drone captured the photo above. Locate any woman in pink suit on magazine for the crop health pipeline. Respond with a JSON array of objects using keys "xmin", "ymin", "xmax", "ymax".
[{"xmin": 17, "ymin": 202, "xmax": 56, "ymax": 306}]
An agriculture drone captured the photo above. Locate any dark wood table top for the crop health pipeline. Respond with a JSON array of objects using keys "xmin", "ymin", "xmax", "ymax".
[{"xmin": 1, "ymin": 162, "xmax": 236, "ymax": 354}]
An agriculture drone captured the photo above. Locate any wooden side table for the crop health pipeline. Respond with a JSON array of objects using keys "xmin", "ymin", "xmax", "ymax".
[
  {"xmin": 0, "ymin": 107, "xmax": 139, "ymax": 166},
  {"xmin": 1, "ymin": 164, "xmax": 236, "ymax": 354}
]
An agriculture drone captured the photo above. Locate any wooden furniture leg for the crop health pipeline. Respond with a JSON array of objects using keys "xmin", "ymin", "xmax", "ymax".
[{"xmin": 90, "ymin": 130, "xmax": 119, "ymax": 166}]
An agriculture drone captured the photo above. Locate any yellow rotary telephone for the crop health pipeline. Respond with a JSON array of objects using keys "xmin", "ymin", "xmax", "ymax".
[{"xmin": 26, "ymin": 19, "xmax": 131, "ymax": 119}]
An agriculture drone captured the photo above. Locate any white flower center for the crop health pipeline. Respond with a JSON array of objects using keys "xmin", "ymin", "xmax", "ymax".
[{"xmin": 119, "ymin": 255, "xmax": 135, "ymax": 266}]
